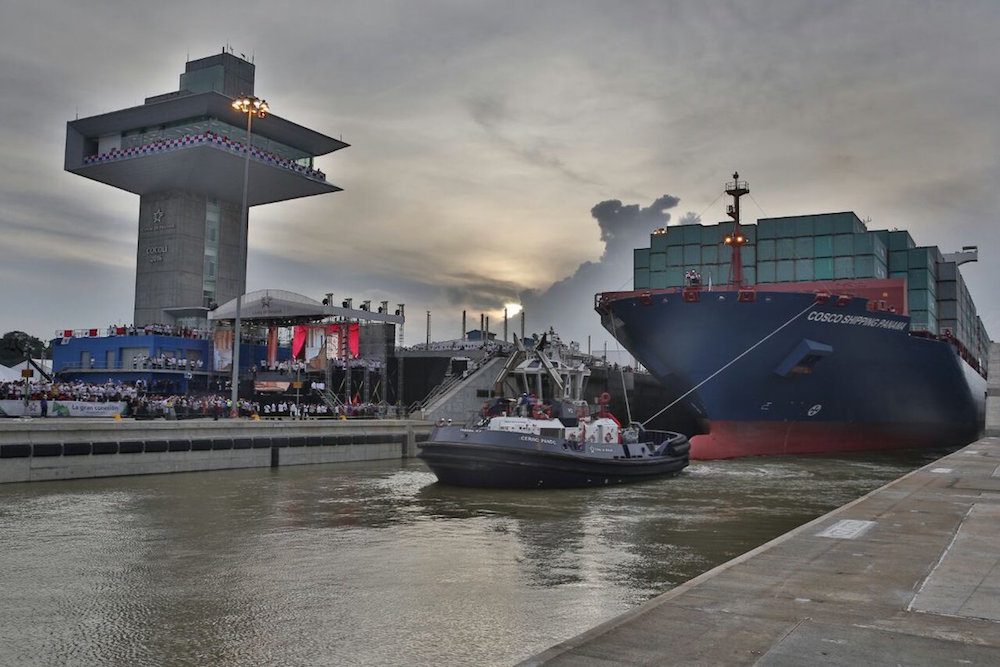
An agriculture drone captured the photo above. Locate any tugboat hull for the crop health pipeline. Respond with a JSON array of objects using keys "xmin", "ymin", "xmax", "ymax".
[{"xmin": 419, "ymin": 427, "xmax": 689, "ymax": 488}]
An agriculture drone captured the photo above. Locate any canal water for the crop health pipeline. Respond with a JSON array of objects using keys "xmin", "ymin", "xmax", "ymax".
[{"xmin": 0, "ymin": 450, "xmax": 941, "ymax": 666}]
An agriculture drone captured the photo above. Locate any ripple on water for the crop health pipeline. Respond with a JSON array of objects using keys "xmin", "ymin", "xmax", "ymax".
[{"xmin": 0, "ymin": 452, "xmax": 927, "ymax": 666}]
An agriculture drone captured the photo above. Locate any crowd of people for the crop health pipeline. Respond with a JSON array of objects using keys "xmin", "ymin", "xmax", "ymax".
[{"xmin": 1, "ymin": 377, "xmax": 393, "ymax": 420}]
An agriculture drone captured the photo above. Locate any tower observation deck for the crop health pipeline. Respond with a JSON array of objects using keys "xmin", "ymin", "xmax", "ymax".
[{"xmin": 65, "ymin": 51, "xmax": 348, "ymax": 328}]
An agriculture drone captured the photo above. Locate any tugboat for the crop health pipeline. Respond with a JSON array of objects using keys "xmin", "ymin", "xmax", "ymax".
[{"xmin": 418, "ymin": 331, "xmax": 689, "ymax": 488}]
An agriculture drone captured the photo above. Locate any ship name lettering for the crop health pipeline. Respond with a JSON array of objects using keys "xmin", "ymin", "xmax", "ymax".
[{"xmin": 807, "ymin": 311, "xmax": 906, "ymax": 331}]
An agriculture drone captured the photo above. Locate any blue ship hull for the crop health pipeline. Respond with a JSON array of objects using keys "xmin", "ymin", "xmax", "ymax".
[{"xmin": 599, "ymin": 289, "xmax": 987, "ymax": 459}]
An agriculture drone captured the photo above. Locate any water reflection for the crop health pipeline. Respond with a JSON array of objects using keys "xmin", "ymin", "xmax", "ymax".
[{"xmin": 0, "ymin": 449, "xmax": 940, "ymax": 666}]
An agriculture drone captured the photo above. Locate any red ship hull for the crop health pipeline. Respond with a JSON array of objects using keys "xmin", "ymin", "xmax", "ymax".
[{"xmin": 691, "ymin": 420, "xmax": 969, "ymax": 460}]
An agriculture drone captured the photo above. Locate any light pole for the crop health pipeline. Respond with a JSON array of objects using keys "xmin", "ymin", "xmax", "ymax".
[{"xmin": 230, "ymin": 94, "xmax": 269, "ymax": 417}]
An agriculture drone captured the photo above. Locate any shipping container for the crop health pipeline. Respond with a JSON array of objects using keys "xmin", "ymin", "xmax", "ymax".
[
  {"xmin": 814, "ymin": 216, "xmax": 833, "ymax": 235},
  {"xmin": 938, "ymin": 262, "xmax": 957, "ymax": 281},
  {"xmin": 834, "ymin": 256, "xmax": 854, "ymax": 279},
  {"xmin": 666, "ymin": 245, "xmax": 683, "ymax": 266},
  {"xmin": 938, "ymin": 300, "xmax": 958, "ymax": 320},
  {"xmin": 757, "ymin": 261, "xmax": 776, "ymax": 283},
  {"xmin": 756, "ymin": 219, "xmax": 777, "ymax": 239},
  {"xmin": 909, "ymin": 289, "xmax": 935, "ymax": 311},
  {"xmin": 649, "ymin": 271, "xmax": 666, "ymax": 289},
  {"xmin": 650, "ymin": 233, "xmax": 670, "ymax": 253},
  {"xmin": 814, "ymin": 257, "xmax": 834, "ymax": 280},
  {"xmin": 650, "ymin": 252, "xmax": 667, "ymax": 271},
  {"xmin": 666, "ymin": 268, "xmax": 684, "ymax": 287},
  {"xmin": 777, "ymin": 238, "xmax": 795, "ymax": 260},
  {"xmin": 907, "ymin": 247, "xmax": 939, "ymax": 275},
  {"xmin": 889, "ymin": 250, "xmax": 908, "ymax": 272},
  {"xmin": 833, "ymin": 234, "xmax": 854, "ymax": 256},
  {"xmin": 795, "ymin": 259, "xmax": 814, "ymax": 281},
  {"xmin": 634, "ymin": 268, "xmax": 649, "ymax": 289},
  {"xmin": 855, "ymin": 255, "xmax": 877, "ymax": 278},
  {"xmin": 814, "ymin": 235, "xmax": 833, "ymax": 257},
  {"xmin": 757, "ymin": 239, "xmax": 776, "ymax": 260},
  {"xmin": 743, "ymin": 267, "xmax": 756, "ymax": 285},
  {"xmin": 908, "ymin": 268, "xmax": 936, "ymax": 293},
  {"xmin": 702, "ymin": 244, "xmax": 719, "ymax": 263},
  {"xmin": 634, "ymin": 248, "xmax": 650, "ymax": 269},
  {"xmin": 683, "ymin": 245, "xmax": 701, "ymax": 264},
  {"xmin": 741, "ymin": 246, "xmax": 756, "ymax": 265},
  {"xmin": 776, "ymin": 260, "xmax": 795, "ymax": 282},
  {"xmin": 888, "ymin": 230, "xmax": 915, "ymax": 251},
  {"xmin": 795, "ymin": 237, "xmax": 813, "ymax": 258}
]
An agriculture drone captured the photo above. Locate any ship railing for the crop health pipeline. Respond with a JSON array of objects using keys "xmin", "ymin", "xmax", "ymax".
[{"xmin": 639, "ymin": 428, "xmax": 679, "ymax": 448}]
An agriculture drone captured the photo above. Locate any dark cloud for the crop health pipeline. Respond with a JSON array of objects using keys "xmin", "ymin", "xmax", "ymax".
[{"xmin": 518, "ymin": 194, "xmax": 681, "ymax": 343}]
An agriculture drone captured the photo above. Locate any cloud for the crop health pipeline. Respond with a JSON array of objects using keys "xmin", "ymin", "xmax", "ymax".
[{"xmin": 518, "ymin": 193, "xmax": 681, "ymax": 343}]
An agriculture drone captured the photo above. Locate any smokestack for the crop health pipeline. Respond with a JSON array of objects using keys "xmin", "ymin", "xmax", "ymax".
[
  {"xmin": 462, "ymin": 310, "xmax": 467, "ymax": 340},
  {"xmin": 426, "ymin": 310, "xmax": 431, "ymax": 346},
  {"xmin": 480, "ymin": 313, "xmax": 484, "ymax": 334},
  {"xmin": 503, "ymin": 307, "xmax": 508, "ymax": 341},
  {"xmin": 587, "ymin": 335, "xmax": 591, "ymax": 356},
  {"xmin": 520, "ymin": 310, "xmax": 525, "ymax": 341},
  {"xmin": 485, "ymin": 316, "xmax": 490, "ymax": 340}
]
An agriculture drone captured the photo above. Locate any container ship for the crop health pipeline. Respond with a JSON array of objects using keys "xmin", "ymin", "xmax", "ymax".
[{"xmin": 596, "ymin": 174, "xmax": 989, "ymax": 459}]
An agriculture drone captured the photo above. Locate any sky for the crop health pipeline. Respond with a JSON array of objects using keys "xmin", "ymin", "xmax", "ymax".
[{"xmin": 0, "ymin": 0, "xmax": 998, "ymax": 349}]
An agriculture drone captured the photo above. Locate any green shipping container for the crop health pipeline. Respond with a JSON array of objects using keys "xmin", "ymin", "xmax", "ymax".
[
  {"xmin": 758, "ymin": 261, "xmax": 776, "ymax": 283},
  {"xmin": 795, "ymin": 259, "xmax": 814, "ymax": 280},
  {"xmin": 795, "ymin": 237, "xmax": 813, "ymax": 258},
  {"xmin": 888, "ymin": 230, "xmax": 915, "ymax": 251},
  {"xmin": 834, "ymin": 256, "xmax": 854, "ymax": 278},
  {"xmin": 650, "ymin": 233, "xmax": 670, "ymax": 252},
  {"xmin": 908, "ymin": 289, "xmax": 936, "ymax": 312},
  {"xmin": 855, "ymin": 255, "xmax": 877, "ymax": 278},
  {"xmin": 680, "ymin": 225, "xmax": 702, "ymax": 244},
  {"xmin": 634, "ymin": 268, "xmax": 649, "ymax": 289},
  {"xmin": 702, "ymin": 245, "xmax": 719, "ymax": 263},
  {"xmin": 833, "ymin": 234, "xmax": 854, "ymax": 256},
  {"xmin": 814, "ymin": 257, "xmax": 834, "ymax": 279},
  {"xmin": 814, "ymin": 216, "xmax": 833, "ymax": 235},
  {"xmin": 777, "ymin": 238, "xmax": 795, "ymax": 260},
  {"xmin": 665, "ymin": 268, "xmax": 684, "ymax": 287},
  {"xmin": 908, "ymin": 268, "xmax": 935, "ymax": 292},
  {"xmin": 777, "ymin": 260, "xmax": 795, "ymax": 282},
  {"xmin": 649, "ymin": 252, "xmax": 667, "ymax": 271},
  {"xmin": 634, "ymin": 248, "xmax": 650, "ymax": 269},
  {"xmin": 757, "ymin": 239, "xmax": 776, "ymax": 260},
  {"xmin": 666, "ymin": 246, "xmax": 683, "ymax": 266},
  {"xmin": 792, "ymin": 217, "xmax": 815, "ymax": 237},
  {"xmin": 743, "ymin": 266, "xmax": 756, "ymax": 285},
  {"xmin": 741, "ymin": 246, "xmax": 756, "ymax": 265},
  {"xmin": 889, "ymin": 250, "xmax": 908, "ymax": 271},
  {"xmin": 814, "ymin": 235, "xmax": 833, "ymax": 257},
  {"xmin": 757, "ymin": 219, "xmax": 777, "ymax": 239},
  {"xmin": 683, "ymin": 245, "xmax": 701, "ymax": 264},
  {"xmin": 649, "ymin": 271, "xmax": 667, "ymax": 289}
]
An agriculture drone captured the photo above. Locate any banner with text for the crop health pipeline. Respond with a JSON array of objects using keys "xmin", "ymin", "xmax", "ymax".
[{"xmin": 0, "ymin": 400, "xmax": 128, "ymax": 418}]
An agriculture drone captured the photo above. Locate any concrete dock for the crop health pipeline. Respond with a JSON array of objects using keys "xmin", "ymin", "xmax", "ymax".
[
  {"xmin": 0, "ymin": 418, "xmax": 431, "ymax": 483},
  {"xmin": 524, "ymin": 437, "xmax": 1000, "ymax": 665}
]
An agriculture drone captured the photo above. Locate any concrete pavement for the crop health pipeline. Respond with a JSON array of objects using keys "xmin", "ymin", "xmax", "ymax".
[{"xmin": 524, "ymin": 437, "xmax": 1000, "ymax": 665}]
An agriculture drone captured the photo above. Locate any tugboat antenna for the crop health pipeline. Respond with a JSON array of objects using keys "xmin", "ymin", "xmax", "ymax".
[{"xmin": 724, "ymin": 172, "xmax": 750, "ymax": 287}]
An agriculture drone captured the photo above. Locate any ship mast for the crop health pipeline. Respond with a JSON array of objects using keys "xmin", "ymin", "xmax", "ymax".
[{"xmin": 724, "ymin": 172, "xmax": 749, "ymax": 287}]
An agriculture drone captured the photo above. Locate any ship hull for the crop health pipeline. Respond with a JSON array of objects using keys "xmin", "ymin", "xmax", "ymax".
[
  {"xmin": 599, "ymin": 288, "xmax": 986, "ymax": 460},
  {"xmin": 418, "ymin": 426, "xmax": 689, "ymax": 488}
]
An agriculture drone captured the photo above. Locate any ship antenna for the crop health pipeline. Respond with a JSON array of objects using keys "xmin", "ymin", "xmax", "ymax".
[{"xmin": 724, "ymin": 172, "xmax": 750, "ymax": 287}]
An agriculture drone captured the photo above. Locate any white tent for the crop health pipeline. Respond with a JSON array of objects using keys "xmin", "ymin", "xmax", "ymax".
[
  {"xmin": 0, "ymin": 365, "xmax": 22, "ymax": 382},
  {"xmin": 6, "ymin": 359, "xmax": 52, "ymax": 377}
]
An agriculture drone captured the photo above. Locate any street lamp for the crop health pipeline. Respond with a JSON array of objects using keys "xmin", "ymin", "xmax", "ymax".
[{"xmin": 230, "ymin": 94, "xmax": 269, "ymax": 417}]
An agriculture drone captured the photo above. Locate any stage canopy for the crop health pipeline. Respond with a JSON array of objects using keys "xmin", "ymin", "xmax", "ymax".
[{"xmin": 210, "ymin": 289, "xmax": 404, "ymax": 325}]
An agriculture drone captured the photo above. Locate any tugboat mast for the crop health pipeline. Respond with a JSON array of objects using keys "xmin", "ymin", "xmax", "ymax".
[{"xmin": 724, "ymin": 172, "xmax": 749, "ymax": 287}]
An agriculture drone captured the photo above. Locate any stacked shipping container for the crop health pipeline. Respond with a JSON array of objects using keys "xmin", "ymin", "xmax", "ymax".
[{"xmin": 633, "ymin": 211, "xmax": 989, "ymax": 367}]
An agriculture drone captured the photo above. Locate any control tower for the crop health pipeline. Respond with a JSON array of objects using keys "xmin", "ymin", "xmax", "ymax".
[{"xmin": 65, "ymin": 51, "xmax": 347, "ymax": 328}]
